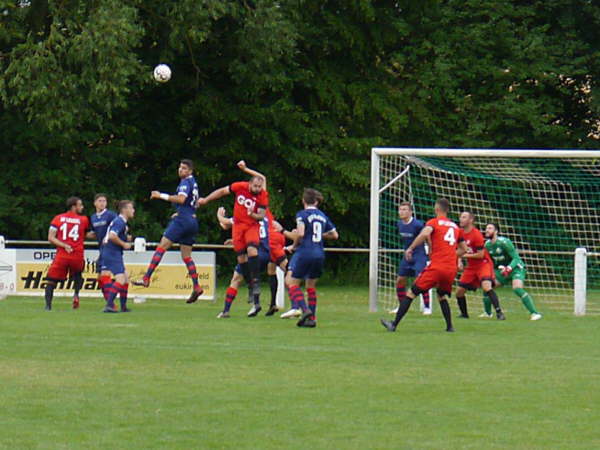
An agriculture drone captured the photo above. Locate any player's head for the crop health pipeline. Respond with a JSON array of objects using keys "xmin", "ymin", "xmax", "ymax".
[
  {"xmin": 66, "ymin": 196, "xmax": 83, "ymax": 214},
  {"xmin": 434, "ymin": 198, "xmax": 450, "ymax": 215},
  {"xmin": 178, "ymin": 159, "xmax": 194, "ymax": 179},
  {"xmin": 272, "ymin": 220, "xmax": 284, "ymax": 233},
  {"xmin": 303, "ymin": 188, "xmax": 323, "ymax": 207},
  {"xmin": 485, "ymin": 223, "xmax": 499, "ymax": 239},
  {"xmin": 398, "ymin": 201, "xmax": 413, "ymax": 220},
  {"xmin": 249, "ymin": 176, "xmax": 264, "ymax": 195},
  {"xmin": 118, "ymin": 200, "xmax": 135, "ymax": 219},
  {"xmin": 459, "ymin": 211, "xmax": 475, "ymax": 228},
  {"xmin": 94, "ymin": 193, "xmax": 108, "ymax": 212}
]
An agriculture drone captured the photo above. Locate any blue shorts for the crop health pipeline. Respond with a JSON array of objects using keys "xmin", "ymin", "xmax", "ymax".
[
  {"xmin": 290, "ymin": 252, "xmax": 325, "ymax": 280},
  {"xmin": 397, "ymin": 255, "xmax": 428, "ymax": 277},
  {"xmin": 164, "ymin": 215, "xmax": 198, "ymax": 246},
  {"xmin": 101, "ymin": 253, "xmax": 126, "ymax": 276},
  {"xmin": 235, "ymin": 250, "xmax": 270, "ymax": 275},
  {"xmin": 95, "ymin": 248, "xmax": 104, "ymax": 274}
]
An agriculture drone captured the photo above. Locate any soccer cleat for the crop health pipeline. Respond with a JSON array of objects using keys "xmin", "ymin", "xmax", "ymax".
[
  {"xmin": 72, "ymin": 296, "xmax": 80, "ymax": 309},
  {"xmin": 103, "ymin": 306, "xmax": 118, "ymax": 313},
  {"xmin": 478, "ymin": 312, "xmax": 493, "ymax": 318},
  {"xmin": 296, "ymin": 310, "xmax": 313, "ymax": 327},
  {"xmin": 496, "ymin": 311, "xmax": 506, "ymax": 320},
  {"xmin": 422, "ymin": 308, "xmax": 432, "ymax": 316},
  {"xmin": 217, "ymin": 311, "xmax": 230, "ymax": 319},
  {"xmin": 280, "ymin": 308, "xmax": 301, "ymax": 319},
  {"xmin": 265, "ymin": 305, "xmax": 279, "ymax": 316},
  {"xmin": 186, "ymin": 287, "xmax": 203, "ymax": 304},
  {"xmin": 389, "ymin": 306, "xmax": 399, "ymax": 315},
  {"xmin": 298, "ymin": 318, "xmax": 316, "ymax": 328},
  {"xmin": 44, "ymin": 305, "xmax": 52, "ymax": 311},
  {"xmin": 131, "ymin": 277, "xmax": 150, "ymax": 288},
  {"xmin": 380, "ymin": 319, "xmax": 396, "ymax": 332},
  {"xmin": 446, "ymin": 326, "xmax": 455, "ymax": 332},
  {"xmin": 247, "ymin": 304, "xmax": 262, "ymax": 317},
  {"xmin": 530, "ymin": 313, "xmax": 542, "ymax": 321},
  {"xmin": 120, "ymin": 307, "xmax": 132, "ymax": 313},
  {"xmin": 458, "ymin": 314, "xmax": 469, "ymax": 319}
]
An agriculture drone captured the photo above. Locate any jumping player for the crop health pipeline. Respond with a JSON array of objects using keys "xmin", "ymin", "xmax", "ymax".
[
  {"xmin": 381, "ymin": 198, "xmax": 467, "ymax": 332},
  {"xmin": 484, "ymin": 223, "xmax": 542, "ymax": 320},
  {"xmin": 389, "ymin": 202, "xmax": 432, "ymax": 316},
  {"xmin": 89, "ymin": 193, "xmax": 117, "ymax": 290},
  {"xmin": 100, "ymin": 200, "xmax": 135, "ymax": 313},
  {"xmin": 197, "ymin": 162, "xmax": 269, "ymax": 314},
  {"xmin": 285, "ymin": 188, "xmax": 338, "ymax": 328},
  {"xmin": 455, "ymin": 211, "xmax": 505, "ymax": 320},
  {"xmin": 133, "ymin": 159, "xmax": 203, "ymax": 304},
  {"xmin": 45, "ymin": 197, "xmax": 91, "ymax": 310}
]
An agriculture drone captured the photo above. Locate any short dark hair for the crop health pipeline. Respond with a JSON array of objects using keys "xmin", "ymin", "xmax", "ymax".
[
  {"xmin": 303, "ymin": 188, "xmax": 324, "ymax": 206},
  {"xmin": 180, "ymin": 159, "xmax": 194, "ymax": 170},
  {"xmin": 399, "ymin": 201, "xmax": 413, "ymax": 211},
  {"xmin": 66, "ymin": 196, "xmax": 81, "ymax": 210},
  {"xmin": 487, "ymin": 222, "xmax": 500, "ymax": 233},
  {"xmin": 435, "ymin": 198, "xmax": 450, "ymax": 213},
  {"xmin": 463, "ymin": 210, "xmax": 475, "ymax": 220},
  {"xmin": 94, "ymin": 193, "xmax": 107, "ymax": 202},
  {"xmin": 118, "ymin": 200, "xmax": 134, "ymax": 213}
]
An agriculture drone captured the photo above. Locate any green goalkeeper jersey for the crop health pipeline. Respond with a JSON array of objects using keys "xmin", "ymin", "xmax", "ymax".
[{"xmin": 485, "ymin": 236, "xmax": 525, "ymax": 270}]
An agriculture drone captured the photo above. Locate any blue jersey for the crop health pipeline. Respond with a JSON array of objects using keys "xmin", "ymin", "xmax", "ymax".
[
  {"xmin": 175, "ymin": 176, "xmax": 199, "ymax": 217},
  {"xmin": 295, "ymin": 207, "xmax": 336, "ymax": 255},
  {"xmin": 258, "ymin": 218, "xmax": 270, "ymax": 256},
  {"xmin": 102, "ymin": 216, "xmax": 129, "ymax": 256},
  {"xmin": 397, "ymin": 217, "xmax": 426, "ymax": 257},
  {"xmin": 90, "ymin": 209, "xmax": 118, "ymax": 245}
]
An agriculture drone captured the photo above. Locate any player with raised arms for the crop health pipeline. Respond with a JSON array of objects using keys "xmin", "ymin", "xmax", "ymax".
[
  {"xmin": 381, "ymin": 198, "xmax": 467, "ymax": 332},
  {"xmin": 132, "ymin": 159, "xmax": 203, "ymax": 304},
  {"xmin": 99, "ymin": 200, "xmax": 135, "ymax": 313},
  {"xmin": 45, "ymin": 197, "xmax": 91, "ymax": 310},
  {"xmin": 455, "ymin": 211, "xmax": 505, "ymax": 320},
  {"xmin": 89, "ymin": 193, "xmax": 117, "ymax": 293},
  {"xmin": 197, "ymin": 161, "xmax": 269, "ymax": 315},
  {"xmin": 390, "ymin": 201, "xmax": 432, "ymax": 316},
  {"xmin": 285, "ymin": 188, "xmax": 338, "ymax": 328},
  {"xmin": 484, "ymin": 223, "xmax": 542, "ymax": 321}
]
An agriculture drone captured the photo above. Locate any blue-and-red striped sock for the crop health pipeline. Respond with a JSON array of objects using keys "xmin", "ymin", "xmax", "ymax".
[
  {"xmin": 119, "ymin": 283, "xmax": 129, "ymax": 310},
  {"xmin": 422, "ymin": 290, "xmax": 431, "ymax": 308},
  {"xmin": 183, "ymin": 256, "xmax": 200, "ymax": 290},
  {"xmin": 307, "ymin": 287, "xmax": 317, "ymax": 320},
  {"xmin": 396, "ymin": 282, "xmax": 406, "ymax": 303},
  {"xmin": 288, "ymin": 285, "xmax": 306, "ymax": 311},
  {"xmin": 224, "ymin": 287, "xmax": 237, "ymax": 313},
  {"xmin": 144, "ymin": 247, "xmax": 166, "ymax": 281},
  {"xmin": 104, "ymin": 282, "xmax": 118, "ymax": 308}
]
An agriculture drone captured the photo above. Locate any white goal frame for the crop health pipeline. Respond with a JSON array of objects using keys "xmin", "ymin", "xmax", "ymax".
[{"xmin": 369, "ymin": 148, "xmax": 600, "ymax": 315}]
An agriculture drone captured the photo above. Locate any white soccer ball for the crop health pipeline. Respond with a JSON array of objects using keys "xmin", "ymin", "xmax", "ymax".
[{"xmin": 153, "ymin": 64, "xmax": 171, "ymax": 83}]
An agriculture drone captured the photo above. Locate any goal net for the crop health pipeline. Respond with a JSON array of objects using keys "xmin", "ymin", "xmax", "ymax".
[{"xmin": 369, "ymin": 149, "xmax": 600, "ymax": 315}]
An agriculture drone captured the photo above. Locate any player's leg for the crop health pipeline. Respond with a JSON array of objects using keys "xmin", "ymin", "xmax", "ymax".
[
  {"xmin": 180, "ymin": 244, "xmax": 203, "ymax": 304},
  {"xmin": 480, "ymin": 264, "xmax": 505, "ymax": 320},
  {"xmin": 44, "ymin": 280, "xmax": 58, "ymax": 311},
  {"xmin": 389, "ymin": 275, "xmax": 408, "ymax": 314},
  {"xmin": 437, "ymin": 292, "xmax": 454, "ymax": 332},
  {"xmin": 299, "ymin": 277, "xmax": 318, "ymax": 328},
  {"xmin": 455, "ymin": 285, "xmax": 469, "ymax": 319},
  {"xmin": 413, "ymin": 256, "xmax": 431, "ymax": 314},
  {"xmin": 457, "ymin": 269, "xmax": 478, "ymax": 318},
  {"xmin": 134, "ymin": 235, "xmax": 173, "ymax": 287},
  {"xmin": 265, "ymin": 262, "xmax": 279, "ymax": 316},
  {"xmin": 114, "ymin": 272, "xmax": 130, "ymax": 312},
  {"xmin": 218, "ymin": 271, "xmax": 243, "ymax": 318},
  {"xmin": 44, "ymin": 257, "xmax": 69, "ymax": 310},
  {"xmin": 245, "ymin": 225, "xmax": 262, "ymax": 305},
  {"xmin": 281, "ymin": 254, "xmax": 301, "ymax": 318},
  {"xmin": 69, "ymin": 258, "xmax": 85, "ymax": 309},
  {"xmin": 512, "ymin": 277, "xmax": 541, "ymax": 319}
]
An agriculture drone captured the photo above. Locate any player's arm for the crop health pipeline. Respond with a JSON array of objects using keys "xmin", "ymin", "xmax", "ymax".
[
  {"xmin": 456, "ymin": 240, "xmax": 468, "ymax": 258},
  {"xmin": 216, "ymin": 207, "xmax": 233, "ymax": 230},
  {"xmin": 150, "ymin": 190, "xmax": 187, "ymax": 205},
  {"xmin": 197, "ymin": 186, "xmax": 230, "ymax": 207},
  {"xmin": 86, "ymin": 230, "xmax": 97, "ymax": 240},
  {"xmin": 463, "ymin": 248, "xmax": 485, "ymax": 260},
  {"xmin": 405, "ymin": 226, "xmax": 433, "ymax": 260},
  {"xmin": 108, "ymin": 230, "xmax": 132, "ymax": 250},
  {"xmin": 248, "ymin": 206, "xmax": 266, "ymax": 221},
  {"xmin": 504, "ymin": 239, "xmax": 521, "ymax": 269},
  {"xmin": 48, "ymin": 227, "xmax": 73, "ymax": 253},
  {"xmin": 282, "ymin": 229, "xmax": 299, "ymax": 241},
  {"xmin": 323, "ymin": 229, "xmax": 339, "ymax": 240},
  {"xmin": 237, "ymin": 160, "xmax": 267, "ymax": 190}
]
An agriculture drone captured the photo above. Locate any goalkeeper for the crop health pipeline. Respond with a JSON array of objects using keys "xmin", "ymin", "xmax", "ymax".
[{"xmin": 484, "ymin": 223, "xmax": 542, "ymax": 321}]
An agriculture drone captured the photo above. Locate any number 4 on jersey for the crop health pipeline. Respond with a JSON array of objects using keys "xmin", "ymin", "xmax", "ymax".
[{"xmin": 443, "ymin": 227, "xmax": 456, "ymax": 246}]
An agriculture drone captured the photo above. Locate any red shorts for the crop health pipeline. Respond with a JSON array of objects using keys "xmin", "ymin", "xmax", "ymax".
[
  {"xmin": 232, "ymin": 223, "xmax": 260, "ymax": 253},
  {"xmin": 413, "ymin": 265, "xmax": 457, "ymax": 296},
  {"xmin": 458, "ymin": 264, "xmax": 495, "ymax": 290},
  {"xmin": 47, "ymin": 255, "xmax": 85, "ymax": 281}
]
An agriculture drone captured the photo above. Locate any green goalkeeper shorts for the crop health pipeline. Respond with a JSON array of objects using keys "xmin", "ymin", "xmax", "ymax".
[{"xmin": 494, "ymin": 267, "xmax": 526, "ymax": 285}]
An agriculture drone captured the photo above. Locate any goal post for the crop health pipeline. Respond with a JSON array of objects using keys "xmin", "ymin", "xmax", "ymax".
[{"xmin": 369, "ymin": 148, "xmax": 600, "ymax": 315}]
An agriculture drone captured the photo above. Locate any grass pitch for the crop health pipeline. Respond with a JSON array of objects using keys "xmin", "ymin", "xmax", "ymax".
[{"xmin": 1, "ymin": 285, "xmax": 599, "ymax": 449}]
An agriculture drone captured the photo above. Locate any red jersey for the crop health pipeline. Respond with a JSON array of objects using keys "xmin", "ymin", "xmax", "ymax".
[
  {"xmin": 230, "ymin": 181, "xmax": 269, "ymax": 227},
  {"xmin": 425, "ymin": 216, "xmax": 463, "ymax": 269},
  {"xmin": 49, "ymin": 212, "xmax": 90, "ymax": 257},
  {"xmin": 462, "ymin": 227, "xmax": 492, "ymax": 270}
]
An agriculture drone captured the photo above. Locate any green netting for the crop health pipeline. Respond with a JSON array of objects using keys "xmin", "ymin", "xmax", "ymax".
[{"xmin": 376, "ymin": 154, "xmax": 600, "ymax": 314}]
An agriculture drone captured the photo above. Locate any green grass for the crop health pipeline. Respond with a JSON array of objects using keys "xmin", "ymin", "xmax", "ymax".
[{"xmin": 1, "ymin": 285, "xmax": 599, "ymax": 449}]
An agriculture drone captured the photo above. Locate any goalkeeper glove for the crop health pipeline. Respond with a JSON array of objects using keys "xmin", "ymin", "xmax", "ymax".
[{"xmin": 501, "ymin": 265, "xmax": 513, "ymax": 277}]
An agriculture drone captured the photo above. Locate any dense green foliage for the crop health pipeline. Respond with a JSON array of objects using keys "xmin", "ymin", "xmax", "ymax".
[
  {"xmin": 1, "ymin": 1, "xmax": 599, "ymax": 245},
  {"xmin": 1, "ymin": 287, "xmax": 600, "ymax": 448}
]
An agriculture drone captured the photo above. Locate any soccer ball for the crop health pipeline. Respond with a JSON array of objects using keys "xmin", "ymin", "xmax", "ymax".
[{"xmin": 153, "ymin": 64, "xmax": 171, "ymax": 83}]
